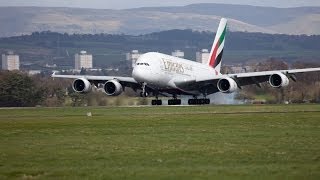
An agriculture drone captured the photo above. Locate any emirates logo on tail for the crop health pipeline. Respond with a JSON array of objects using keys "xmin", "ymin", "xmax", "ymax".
[{"xmin": 208, "ymin": 18, "xmax": 227, "ymax": 74}]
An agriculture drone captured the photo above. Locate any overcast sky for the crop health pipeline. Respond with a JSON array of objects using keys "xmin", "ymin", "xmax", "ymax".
[{"xmin": 0, "ymin": 0, "xmax": 319, "ymax": 9}]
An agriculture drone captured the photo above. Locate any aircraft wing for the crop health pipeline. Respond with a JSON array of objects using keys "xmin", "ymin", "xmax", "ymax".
[
  {"xmin": 226, "ymin": 68, "xmax": 320, "ymax": 87},
  {"xmin": 51, "ymin": 73, "xmax": 139, "ymax": 88},
  {"xmin": 175, "ymin": 68, "xmax": 320, "ymax": 92},
  {"xmin": 52, "ymin": 73, "xmax": 137, "ymax": 83}
]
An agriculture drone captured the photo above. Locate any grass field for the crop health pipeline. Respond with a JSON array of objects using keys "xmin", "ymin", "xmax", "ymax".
[{"xmin": 0, "ymin": 105, "xmax": 319, "ymax": 179}]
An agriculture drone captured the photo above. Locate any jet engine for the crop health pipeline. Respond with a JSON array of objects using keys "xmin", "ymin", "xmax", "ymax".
[
  {"xmin": 217, "ymin": 77, "xmax": 238, "ymax": 93},
  {"xmin": 269, "ymin": 73, "xmax": 289, "ymax": 88},
  {"xmin": 104, "ymin": 80, "xmax": 123, "ymax": 96},
  {"xmin": 73, "ymin": 78, "xmax": 92, "ymax": 93}
]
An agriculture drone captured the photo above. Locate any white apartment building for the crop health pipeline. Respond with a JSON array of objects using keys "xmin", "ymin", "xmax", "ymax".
[
  {"xmin": 126, "ymin": 50, "xmax": 141, "ymax": 68},
  {"xmin": 172, "ymin": 50, "xmax": 184, "ymax": 58},
  {"xmin": 75, "ymin": 51, "xmax": 93, "ymax": 70},
  {"xmin": 2, "ymin": 52, "xmax": 20, "ymax": 71},
  {"xmin": 196, "ymin": 49, "xmax": 210, "ymax": 64}
]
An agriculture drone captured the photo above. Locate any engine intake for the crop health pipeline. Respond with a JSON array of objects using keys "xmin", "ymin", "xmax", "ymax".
[
  {"xmin": 269, "ymin": 73, "xmax": 289, "ymax": 88},
  {"xmin": 217, "ymin": 77, "xmax": 238, "ymax": 93},
  {"xmin": 104, "ymin": 80, "xmax": 123, "ymax": 96},
  {"xmin": 73, "ymin": 78, "xmax": 92, "ymax": 93}
]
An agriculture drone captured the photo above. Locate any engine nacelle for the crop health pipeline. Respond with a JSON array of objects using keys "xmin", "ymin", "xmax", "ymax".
[
  {"xmin": 269, "ymin": 73, "xmax": 289, "ymax": 88},
  {"xmin": 73, "ymin": 78, "xmax": 92, "ymax": 93},
  {"xmin": 104, "ymin": 80, "xmax": 123, "ymax": 96},
  {"xmin": 217, "ymin": 77, "xmax": 238, "ymax": 93}
]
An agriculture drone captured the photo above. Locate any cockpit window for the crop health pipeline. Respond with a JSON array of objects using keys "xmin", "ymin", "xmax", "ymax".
[{"xmin": 136, "ymin": 63, "xmax": 150, "ymax": 66}]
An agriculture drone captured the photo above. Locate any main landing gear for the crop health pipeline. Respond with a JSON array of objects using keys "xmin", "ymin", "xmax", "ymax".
[
  {"xmin": 168, "ymin": 94, "xmax": 181, "ymax": 105},
  {"xmin": 151, "ymin": 94, "xmax": 182, "ymax": 106},
  {"xmin": 151, "ymin": 99, "xmax": 162, "ymax": 105},
  {"xmin": 168, "ymin": 99, "xmax": 181, "ymax": 105},
  {"xmin": 141, "ymin": 82, "xmax": 210, "ymax": 106},
  {"xmin": 188, "ymin": 96, "xmax": 210, "ymax": 105},
  {"xmin": 151, "ymin": 91, "xmax": 162, "ymax": 105}
]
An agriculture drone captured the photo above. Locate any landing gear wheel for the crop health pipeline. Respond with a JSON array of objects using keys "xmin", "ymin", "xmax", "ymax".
[
  {"xmin": 140, "ymin": 91, "xmax": 149, "ymax": 97},
  {"xmin": 188, "ymin": 98, "xmax": 210, "ymax": 105},
  {"xmin": 168, "ymin": 99, "xmax": 182, "ymax": 105},
  {"xmin": 188, "ymin": 99, "xmax": 194, "ymax": 105},
  {"xmin": 152, "ymin": 100, "xmax": 162, "ymax": 106}
]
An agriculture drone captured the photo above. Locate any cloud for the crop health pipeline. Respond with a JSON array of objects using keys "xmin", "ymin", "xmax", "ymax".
[{"xmin": 0, "ymin": 0, "xmax": 319, "ymax": 9}]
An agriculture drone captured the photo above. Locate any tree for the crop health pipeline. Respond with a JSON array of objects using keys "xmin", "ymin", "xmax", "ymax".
[{"xmin": 0, "ymin": 71, "xmax": 46, "ymax": 107}]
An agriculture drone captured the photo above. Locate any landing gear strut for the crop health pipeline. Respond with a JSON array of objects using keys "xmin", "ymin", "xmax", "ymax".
[
  {"xmin": 151, "ymin": 92, "xmax": 162, "ymax": 106},
  {"xmin": 140, "ymin": 82, "xmax": 148, "ymax": 97}
]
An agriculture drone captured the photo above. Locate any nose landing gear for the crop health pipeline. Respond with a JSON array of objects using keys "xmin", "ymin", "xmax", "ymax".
[{"xmin": 140, "ymin": 82, "xmax": 149, "ymax": 97}]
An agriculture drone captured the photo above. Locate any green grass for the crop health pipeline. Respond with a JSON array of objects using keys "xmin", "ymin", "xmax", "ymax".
[{"xmin": 0, "ymin": 105, "xmax": 319, "ymax": 179}]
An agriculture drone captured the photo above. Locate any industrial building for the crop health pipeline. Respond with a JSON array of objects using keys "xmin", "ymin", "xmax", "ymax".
[
  {"xmin": 126, "ymin": 50, "xmax": 141, "ymax": 68},
  {"xmin": 171, "ymin": 50, "xmax": 184, "ymax": 58},
  {"xmin": 196, "ymin": 49, "xmax": 210, "ymax": 64},
  {"xmin": 2, "ymin": 51, "xmax": 20, "ymax": 71},
  {"xmin": 75, "ymin": 51, "xmax": 93, "ymax": 70}
]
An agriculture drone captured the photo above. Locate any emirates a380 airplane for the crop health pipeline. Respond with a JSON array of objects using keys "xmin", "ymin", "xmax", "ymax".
[{"xmin": 52, "ymin": 18, "xmax": 320, "ymax": 105}]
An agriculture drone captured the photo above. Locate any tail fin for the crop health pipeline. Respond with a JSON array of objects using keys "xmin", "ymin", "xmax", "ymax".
[{"xmin": 208, "ymin": 18, "xmax": 228, "ymax": 73}]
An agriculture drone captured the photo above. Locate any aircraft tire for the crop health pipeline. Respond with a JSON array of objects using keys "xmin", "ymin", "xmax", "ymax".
[
  {"xmin": 168, "ymin": 99, "xmax": 181, "ymax": 105},
  {"xmin": 176, "ymin": 99, "xmax": 181, "ymax": 105},
  {"xmin": 188, "ymin": 99, "xmax": 194, "ymax": 105},
  {"xmin": 188, "ymin": 99, "xmax": 210, "ymax": 105},
  {"xmin": 205, "ymin": 99, "xmax": 210, "ymax": 104},
  {"xmin": 152, "ymin": 100, "xmax": 162, "ymax": 106}
]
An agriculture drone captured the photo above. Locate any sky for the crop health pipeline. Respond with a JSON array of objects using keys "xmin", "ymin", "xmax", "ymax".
[{"xmin": 0, "ymin": 0, "xmax": 319, "ymax": 9}]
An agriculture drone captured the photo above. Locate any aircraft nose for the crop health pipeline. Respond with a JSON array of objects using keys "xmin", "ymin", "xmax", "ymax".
[{"xmin": 132, "ymin": 67, "xmax": 145, "ymax": 82}]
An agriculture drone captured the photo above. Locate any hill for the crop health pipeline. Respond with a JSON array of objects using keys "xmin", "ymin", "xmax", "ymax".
[
  {"xmin": 0, "ymin": 4, "xmax": 320, "ymax": 37},
  {"xmin": 1, "ymin": 30, "xmax": 320, "ymax": 69}
]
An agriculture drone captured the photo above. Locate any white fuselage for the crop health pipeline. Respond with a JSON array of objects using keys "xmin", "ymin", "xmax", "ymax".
[{"xmin": 132, "ymin": 52, "xmax": 219, "ymax": 95}]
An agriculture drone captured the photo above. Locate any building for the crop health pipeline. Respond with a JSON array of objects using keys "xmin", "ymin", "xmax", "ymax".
[
  {"xmin": 126, "ymin": 50, "xmax": 141, "ymax": 68},
  {"xmin": 172, "ymin": 50, "xmax": 184, "ymax": 58},
  {"xmin": 196, "ymin": 49, "xmax": 210, "ymax": 64},
  {"xmin": 75, "ymin": 51, "xmax": 93, "ymax": 70},
  {"xmin": 28, "ymin": 70, "xmax": 42, "ymax": 76},
  {"xmin": 2, "ymin": 52, "xmax": 20, "ymax": 71}
]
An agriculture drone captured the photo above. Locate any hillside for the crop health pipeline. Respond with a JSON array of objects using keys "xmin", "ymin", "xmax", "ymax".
[
  {"xmin": 1, "ymin": 30, "xmax": 320, "ymax": 70},
  {"xmin": 0, "ymin": 4, "xmax": 320, "ymax": 37}
]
